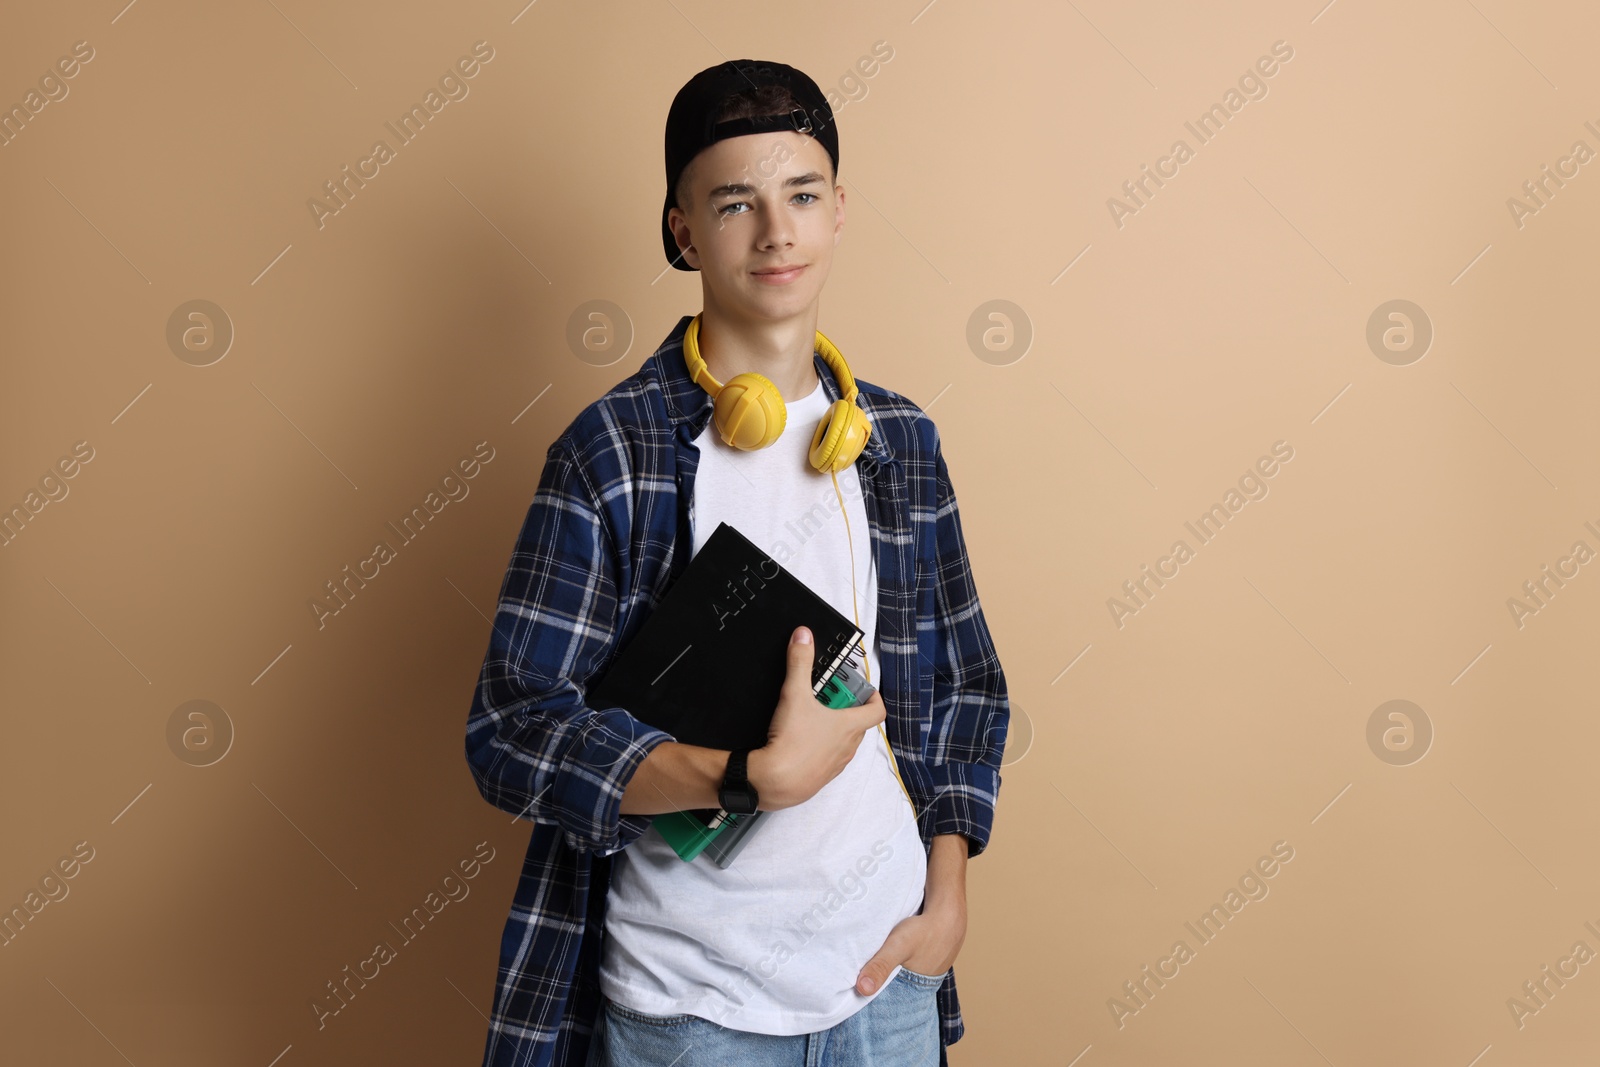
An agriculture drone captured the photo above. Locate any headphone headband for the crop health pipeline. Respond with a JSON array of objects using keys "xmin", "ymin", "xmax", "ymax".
[
  {"xmin": 680, "ymin": 313, "xmax": 872, "ymax": 471},
  {"xmin": 682, "ymin": 314, "xmax": 857, "ymax": 403}
]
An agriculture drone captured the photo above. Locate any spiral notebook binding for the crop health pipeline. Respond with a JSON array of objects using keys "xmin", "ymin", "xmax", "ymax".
[{"xmin": 813, "ymin": 631, "xmax": 865, "ymax": 696}]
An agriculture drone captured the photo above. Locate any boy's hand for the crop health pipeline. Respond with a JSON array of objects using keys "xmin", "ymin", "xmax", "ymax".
[
  {"xmin": 750, "ymin": 626, "xmax": 885, "ymax": 811},
  {"xmin": 855, "ymin": 896, "xmax": 967, "ymax": 995}
]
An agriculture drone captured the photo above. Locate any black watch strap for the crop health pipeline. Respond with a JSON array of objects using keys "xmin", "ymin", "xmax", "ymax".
[{"xmin": 718, "ymin": 748, "xmax": 760, "ymax": 815}]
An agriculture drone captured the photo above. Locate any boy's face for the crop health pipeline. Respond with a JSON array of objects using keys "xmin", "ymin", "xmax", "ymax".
[{"xmin": 668, "ymin": 130, "xmax": 845, "ymax": 322}]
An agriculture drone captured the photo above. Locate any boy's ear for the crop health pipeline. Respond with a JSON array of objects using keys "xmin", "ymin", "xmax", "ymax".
[{"xmin": 667, "ymin": 212, "xmax": 699, "ymax": 270}]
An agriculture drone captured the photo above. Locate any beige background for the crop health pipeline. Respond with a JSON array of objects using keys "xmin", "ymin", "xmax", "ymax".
[{"xmin": 3, "ymin": 0, "xmax": 1597, "ymax": 1063}]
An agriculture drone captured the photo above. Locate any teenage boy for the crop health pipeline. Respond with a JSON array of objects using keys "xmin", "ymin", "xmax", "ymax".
[{"xmin": 466, "ymin": 59, "xmax": 1008, "ymax": 1067}]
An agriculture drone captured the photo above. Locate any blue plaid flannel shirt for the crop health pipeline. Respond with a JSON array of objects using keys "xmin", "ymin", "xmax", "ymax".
[{"xmin": 466, "ymin": 314, "xmax": 1009, "ymax": 1067}]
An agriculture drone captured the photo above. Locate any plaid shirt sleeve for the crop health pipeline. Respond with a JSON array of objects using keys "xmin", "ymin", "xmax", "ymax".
[
  {"xmin": 465, "ymin": 436, "xmax": 674, "ymax": 856},
  {"xmin": 920, "ymin": 425, "xmax": 1009, "ymax": 859}
]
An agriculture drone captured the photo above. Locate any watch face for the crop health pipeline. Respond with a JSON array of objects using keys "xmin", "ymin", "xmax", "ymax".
[{"xmin": 720, "ymin": 787, "xmax": 757, "ymax": 815}]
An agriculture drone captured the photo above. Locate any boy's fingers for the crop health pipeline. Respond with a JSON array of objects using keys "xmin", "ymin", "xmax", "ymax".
[{"xmin": 854, "ymin": 694, "xmax": 886, "ymax": 726}]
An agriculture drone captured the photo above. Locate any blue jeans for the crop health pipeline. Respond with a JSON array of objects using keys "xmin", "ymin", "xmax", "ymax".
[{"xmin": 588, "ymin": 966, "xmax": 944, "ymax": 1067}]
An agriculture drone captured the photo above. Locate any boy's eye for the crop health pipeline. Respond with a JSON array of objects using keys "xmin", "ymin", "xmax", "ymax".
[{"xmin": 717, "ymin": 193, "xmax": 820, "ymax": 217}]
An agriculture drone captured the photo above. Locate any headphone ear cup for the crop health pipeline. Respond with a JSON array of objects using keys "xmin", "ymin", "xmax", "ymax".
[
  {"xmin": 809, "ymin": 400, "xmax": 872, "ymax": 473},
  {"xmin": 714, "ymin": 372, "xmax": 787, "ymax": 450}
]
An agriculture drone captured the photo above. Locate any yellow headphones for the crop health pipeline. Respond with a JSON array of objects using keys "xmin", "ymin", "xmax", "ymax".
[
  {"xmin": 682, "ymin": 313, "xmax": 873, "ymax": 475},
  {"xmin": 681, "ymin": 313, "xmax": 914, "ymax": 814}
]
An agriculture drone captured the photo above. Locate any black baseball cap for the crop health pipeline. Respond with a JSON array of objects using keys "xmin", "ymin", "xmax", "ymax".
[{"xmin": 662, "ymin": 59, "xmax": 840, "ymax": 271}]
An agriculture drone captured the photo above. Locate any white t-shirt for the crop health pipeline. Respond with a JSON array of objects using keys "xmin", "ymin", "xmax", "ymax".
[{"xmin": 599, "ymin": 373, "xmax": 928, "ymax": 1035}]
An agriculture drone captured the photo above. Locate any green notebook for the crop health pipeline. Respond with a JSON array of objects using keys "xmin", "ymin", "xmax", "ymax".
[{"xmin": 653, "ymin": 809, "xmax": 744, "ymax": 862}]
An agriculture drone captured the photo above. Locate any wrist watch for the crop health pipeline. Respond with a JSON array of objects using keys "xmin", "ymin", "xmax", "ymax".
[{"xmin": 718, "ymin": 748, "xmax": 760, "ymax": 815}]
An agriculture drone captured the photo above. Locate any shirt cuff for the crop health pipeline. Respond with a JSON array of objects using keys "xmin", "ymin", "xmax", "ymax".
[
  {"xmin": 921, "ymin": 759, "xmax": 1000, "ymax": 859},
  {"xmin": 552, "ymin": 707, "xmax": 675, "ymax": 855}
]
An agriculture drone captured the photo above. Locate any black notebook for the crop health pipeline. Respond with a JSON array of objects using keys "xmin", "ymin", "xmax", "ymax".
[{"xmin": 587, "ymin": 521, "xmax": 866, "ymax": 752}]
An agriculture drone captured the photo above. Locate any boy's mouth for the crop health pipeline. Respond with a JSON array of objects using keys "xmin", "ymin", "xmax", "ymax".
[{"xmin": 750, "ymin": 264, "xmax": 806, "ymax": 284}]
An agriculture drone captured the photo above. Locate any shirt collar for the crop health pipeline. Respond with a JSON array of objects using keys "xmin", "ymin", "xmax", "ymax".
[{"xmin": 654, "ymin": 314, "xmax": 891, "ymax": 464}]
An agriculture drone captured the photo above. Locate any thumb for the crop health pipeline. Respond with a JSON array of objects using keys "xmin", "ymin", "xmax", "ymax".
[
  {"xmin": 856, "ymin": 924, "xmax": 912, "ymax": 995},
  {"xmin": 852, "ymin": 688, "xmax": 886, "ymax": 729},
  {"xmin": 786, "ymin": 626, "xmax": 814, "ymax": 684}
]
